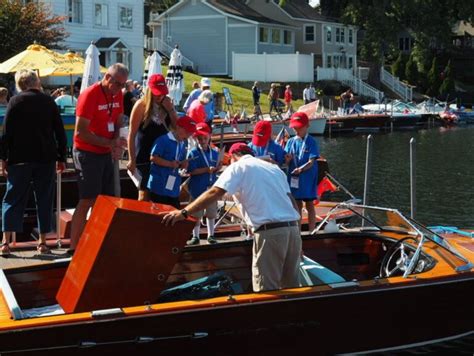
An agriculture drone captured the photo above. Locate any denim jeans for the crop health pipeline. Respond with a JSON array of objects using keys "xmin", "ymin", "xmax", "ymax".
[{"xmin": 2, "ymin": 161, "xmax": 56, "ymax": 233}]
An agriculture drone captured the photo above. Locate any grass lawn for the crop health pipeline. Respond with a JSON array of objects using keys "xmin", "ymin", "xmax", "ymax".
[{"xmin": 163, "ymin": 65, "xmax": 305, "ymax": 114}]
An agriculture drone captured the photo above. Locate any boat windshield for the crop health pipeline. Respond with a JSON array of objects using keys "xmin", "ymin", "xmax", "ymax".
[{"xmin": 314, "ymin": 203, "xmax": 472, "ymax": 270}]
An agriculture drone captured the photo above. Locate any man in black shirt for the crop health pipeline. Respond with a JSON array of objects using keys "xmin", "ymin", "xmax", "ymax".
[
  {"xmin": 0, "ymin": 69, "xmax": 67, "ymax": 256},
  {"xmin": 123, "ymin": 80, "xmax": 137, "ymax": 124}
]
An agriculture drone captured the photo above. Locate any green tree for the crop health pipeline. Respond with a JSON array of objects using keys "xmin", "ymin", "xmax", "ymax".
[
  {"xmin": 405, "ymin": 53, "xmax": 419, "ymax": 86},
  {"xmin": 439, "ymin": 60, "xmax": 455, "ymax": 97},
  {"xmin": 426, "ymin": 57, "xmax": 442, "ymax": 97},
  {"xmin": 0, "ymin": 0, "xmax": 67, "ymax": 62},
  {"xmin": 391, "ymin": 52, "xmax": 406, "ymax": 80}
]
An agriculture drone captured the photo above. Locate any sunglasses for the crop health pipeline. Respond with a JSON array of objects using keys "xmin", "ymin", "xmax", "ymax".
[{"xmin": 109, "ymin": 75, "xmax": 127, "ymax": 88}]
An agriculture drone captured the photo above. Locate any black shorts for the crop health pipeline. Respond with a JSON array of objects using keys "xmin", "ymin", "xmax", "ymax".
[
  {"xmin": 73, "ymin": 148, "xmax": 115, "ymax": 200},
  {"xmin": 149, "ymin": 192, "xmax": 180, "ymax": 209}
]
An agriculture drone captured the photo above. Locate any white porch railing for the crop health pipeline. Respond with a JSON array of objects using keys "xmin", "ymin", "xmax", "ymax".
[
  {"xmin": 316, "ymin": 67, "xmax": 384, "ymax": 103},
  {"xmin": 380, "ymin": 66, "xmax": 413, "ymax": 101},
  {"xmin": 146, "ymin": 37, "xmax": 195, "ymax": 71}
]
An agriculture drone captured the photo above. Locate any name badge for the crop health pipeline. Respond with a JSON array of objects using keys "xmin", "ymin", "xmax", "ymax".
[
  {"xmin": 165, "ymin": 175, "xmax": 176, "ymax": 191},
  {"xmin": 107, "ymin": 122, "xmax": 115, "ymax": 133},
  {"xmin": 290, "ymin": 176, "xmax": 299, "ymax": 189}
]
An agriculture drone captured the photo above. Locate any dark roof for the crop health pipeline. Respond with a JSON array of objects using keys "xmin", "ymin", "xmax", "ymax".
[
  {"xmin": 206, "ymin": 0, "xmax": 290, "ymax": 26},
  {"xmin": 95, "ymin": 37, "xmax": 120, "ymax": 48},
  {"xmin": 279, "ymin": 0, "xmax": 337, "ymax": 22}
]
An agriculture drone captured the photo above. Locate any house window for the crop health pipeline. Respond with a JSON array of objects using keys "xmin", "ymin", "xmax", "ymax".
[
  {"xmin": 119, "ymin": 6, "xmax": 133, "ymax": 29},
  {"xmin": 304, "ymin": 25, "xmax": 315, "ymax": 42},
  {"xmin": 326, "ymin": 26, "xmax": 332, "ymax": 42},
  {"xmin": 348, "ymin": 56, "xmax": 354, "ymax": 69},
  {"xmin": 348, "ymin": 29, "xmax": 353, "ymax": 44},
  {"xmin": 259, "ymin": 27, "xmax": 268, "ymax": 43},
  {"xmin": 271, "ymin": 29, "xmax": 281, "ymax": 44},
  {"xmin": 94, "ymin": 3, "xmax": 108, "ymax": 27},
  {"xmin": 336, "ymin": 28, "xmax": 341, "ymax": 43},
  {"xmin": 68, "ymin": 0, "xmax": 82, "ymax": 24},
  {"xmin": 283, "ymin": 30, "xmax": 292, "ymax": 45},
  {"xmin": 340, "ymin": 28, "xmax": 345, "ymax": 43},
  {"xmin": 327, "ymin": 55, "xmax": 332, "ymax": 68}
]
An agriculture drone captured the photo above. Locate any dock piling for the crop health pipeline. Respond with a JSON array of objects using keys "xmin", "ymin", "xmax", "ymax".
[
  {"xmin": 410, "ymin": 137, "xmax": 416, "ymax": 219},
  {"xmin": 56, "ymin": 172, "xmax": 62, "ymax": 246},
  {"xmin": 363, "ymin": 135, "xmax": 373, "ymax": 205}
]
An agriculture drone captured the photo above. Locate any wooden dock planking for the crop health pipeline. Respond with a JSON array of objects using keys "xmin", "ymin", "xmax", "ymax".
[{"xmin": 0, "ymin": 248, "xmax": 70, "ymax": 270}]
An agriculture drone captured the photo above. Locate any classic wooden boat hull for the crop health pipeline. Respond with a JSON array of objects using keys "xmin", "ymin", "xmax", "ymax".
[
  {"xmin": 325, "ymin": 114, "xmax": 391, "ymax": 134},
  {"xmin": 1, "ymin": 199, "xmax": 473, "ymax": 354},
  {"xmin": 0, "ymin": 257, "xmax": 472, "ymax": 355}
]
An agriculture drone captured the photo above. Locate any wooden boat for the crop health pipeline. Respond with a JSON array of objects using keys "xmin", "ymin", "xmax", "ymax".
[
  {"xmin": 266, "ymin": 116, "xmax": 327, "ymax": 136},
  {"xmin": 325, "ymin": 113, "xmax": 391, "ymax": 134},
  {"xmin": 0, "ymin": 167, "xmax": 137, "ymax": 242},
  {"xmin": 0, "ymin": 197, "xmax": 472, "ymax": 354}
]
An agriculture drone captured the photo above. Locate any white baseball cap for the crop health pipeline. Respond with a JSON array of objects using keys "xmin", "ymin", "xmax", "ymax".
[{"xmin": 201, "ymin": 77, "xmax": 211, "ymax": 88}]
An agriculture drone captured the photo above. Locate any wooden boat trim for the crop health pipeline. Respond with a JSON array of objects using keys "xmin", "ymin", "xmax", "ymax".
[
  {"xmin": 350, "ymin": 330, "xmax": 474, "ymax": 354},
  {"xmin": 0, "ymin": 260, "xmax": 472, "ymax": 332}
]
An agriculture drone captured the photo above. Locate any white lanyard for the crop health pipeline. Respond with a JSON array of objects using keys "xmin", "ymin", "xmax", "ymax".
[
  {"xmin": 199, "ymin": 145, "xmax": 214, "ymax": 184},
  {"xmin": 292, "ymin": 134, "xmax": 308, "ymax": 167},
  {"xmin": 199, "ymin": 146, "xmax": 211, "ymax": 167}
]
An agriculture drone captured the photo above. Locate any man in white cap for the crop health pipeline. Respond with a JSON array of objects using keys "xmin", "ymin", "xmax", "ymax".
[{"xmin": 183, "ymin": 77, "xmax": 214, "ymax": 124}]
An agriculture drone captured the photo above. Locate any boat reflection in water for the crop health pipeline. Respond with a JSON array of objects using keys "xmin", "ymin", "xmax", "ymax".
[{"xmin": 0, "ymin": 196, "xmax": 472, "ymax": 354}]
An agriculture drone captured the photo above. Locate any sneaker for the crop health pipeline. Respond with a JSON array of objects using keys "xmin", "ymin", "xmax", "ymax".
[
  {"xmin": 207, "ymin": 236, "xmax": 217, "ymax": 244},
  {"xmin": 186, "ymin": 236, "xmax": 200, "ymax": 246}
]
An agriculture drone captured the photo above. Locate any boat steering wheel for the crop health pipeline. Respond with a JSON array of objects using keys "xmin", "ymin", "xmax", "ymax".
[{"xmin": 379, "ymin": 237, "xmax": 419, "ymax": 278}]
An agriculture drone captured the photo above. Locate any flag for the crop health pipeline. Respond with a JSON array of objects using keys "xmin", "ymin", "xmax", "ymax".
[
  {"xmin": 317, "ymin": 177, "xmax": 338, "ymax": 198},
  {"xmin": 275, "ymin": 126, "xmax": 289, "ymax": 148}
]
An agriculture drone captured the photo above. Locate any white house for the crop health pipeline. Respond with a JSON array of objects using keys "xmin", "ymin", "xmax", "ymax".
[{"xmin": 27, "ymin": 0, "xmax": 144, "ymax": 81}]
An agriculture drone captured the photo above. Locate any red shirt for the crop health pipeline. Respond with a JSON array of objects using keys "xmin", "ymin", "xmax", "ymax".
[
  {"xmin": 74, "ymin": 82, "xmax": 123, "ymax": 154},
  {"xmin": 284, "ymin": 89, "xmax": 292, "ymax": 103},
  {"xmin": 186, "ymin": 100, "xmax": 206, "ymax": 123}
]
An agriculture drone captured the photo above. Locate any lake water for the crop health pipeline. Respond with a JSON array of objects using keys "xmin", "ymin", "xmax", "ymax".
[{"xmin": 317, "ymin": 125, "xmax": 474, "ymax": 229}]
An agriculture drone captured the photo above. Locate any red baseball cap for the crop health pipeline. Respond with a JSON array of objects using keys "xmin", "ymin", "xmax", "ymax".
[
  {"xmin": 193, "ymin": 122, "xmax": 211, "ymax": 136},
  {"xmin": 176, "ymin": 115, "xmax": 197, "ymax": 134},
  {"xmin": 228, "ymin": 142, "xmax": 255, "ymax": 156},
  {"xmin": 252, "ymin": 120, "xmax": 272, "ymax": 147},
  {"xmin": 289, "ymin": 112, "xmax": 309, "ymax": 128},
  {"xmin": 148, "ymin": 74, "xmax": 168, "ymax": 96}
]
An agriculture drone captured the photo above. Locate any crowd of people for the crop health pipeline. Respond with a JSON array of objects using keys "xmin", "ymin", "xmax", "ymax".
[
  {"xmin": 250, "ymin": 82, "xmax": 320, "ymax": 119},
  {"xmin": 0, "ymin": 63, "xmax": 323, "ymax": 293}
]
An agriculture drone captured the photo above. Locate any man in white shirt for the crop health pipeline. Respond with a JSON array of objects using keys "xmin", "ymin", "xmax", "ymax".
[
  {"xmin": 162, "ymin": 142, "xmax": 301, "ymax": 292},
  {"xmin": 302, "ymin": 85, "xmax": 311, "ymax": 105}
]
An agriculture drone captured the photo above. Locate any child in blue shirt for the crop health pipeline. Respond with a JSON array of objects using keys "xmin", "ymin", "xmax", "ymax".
[
  {"xmin": 247, "ymin": 120, "xmax": 285, "ymax": 166},
  {"xmin": 285, "ymin": 112, "xmax": 320, "ymax": 232},
  {"xmin": 185, "ymin": 122, "xmax": 221, "ymax": 245},
  {"xmin": 148, "ymin": 116, "xmax": 197, "ymax": 208}
]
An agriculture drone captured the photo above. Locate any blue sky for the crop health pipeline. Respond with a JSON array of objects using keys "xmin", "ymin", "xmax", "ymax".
[{"xmin": 309, "ymin": 0, "xmax": 320, "ymax": 6}]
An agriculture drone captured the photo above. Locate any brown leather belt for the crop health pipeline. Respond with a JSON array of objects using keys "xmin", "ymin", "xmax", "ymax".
[{"xmin": 255, "ymin": 220, "xmax": 298, "ymax": 232}]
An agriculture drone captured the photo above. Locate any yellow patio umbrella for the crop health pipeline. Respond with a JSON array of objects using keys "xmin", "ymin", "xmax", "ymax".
[{"xmin": 0, "ymin": 43, "xmax": 67, "ymax": 76}]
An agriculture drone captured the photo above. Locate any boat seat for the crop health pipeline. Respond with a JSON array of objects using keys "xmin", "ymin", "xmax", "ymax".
[{"xmin": 299, "ymin": 256, "xmax": 346, "ymax": 286}]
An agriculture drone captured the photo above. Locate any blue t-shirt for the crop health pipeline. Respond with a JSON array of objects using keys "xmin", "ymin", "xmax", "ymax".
[
  {"xmin": 248, "ymin": 140, "xmax": 285, "ymax": 166},
  {"xmin": 148, "ymin": 132, "xmax": 187, "ymax": 197},
  {"xmin": 187, "ymin": 146, "xmax": 219, "ymax": 198},
  {"xmin": 285, "ymin": 135, "xmax": 319, "ymax": 200}
]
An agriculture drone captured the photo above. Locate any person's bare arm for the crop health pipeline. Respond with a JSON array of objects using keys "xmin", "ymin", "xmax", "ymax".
[
  {"xmin": 127, "ymin": 100, "xmax": 145, "ymax": 172},
  {"xmin": 75, "ymin": 116, "xmax": 120, "ymax": 148},
  {"xmin": 150, "ymin": 155, "xmax": 180, "ymax": 169},
  {"xmin": 161, "ymin": 96, "xmax": 178, "ymax": 129},
  {"xmin": 162, "ymin": 186, "xmax": 226, "ymax": 225}
]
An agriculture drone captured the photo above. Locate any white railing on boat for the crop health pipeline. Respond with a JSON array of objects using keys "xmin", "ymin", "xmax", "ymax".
[
  {"xmin": 380, "ymin": 66, "xmax": 413, "ymax": 102},
  {"xmin": 316, "ymin": 67, "xmax": 384, "ymax": 103},
  {"xmin": 145, "ymin": 37, "xmax": 195, "ymax": 71}
]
